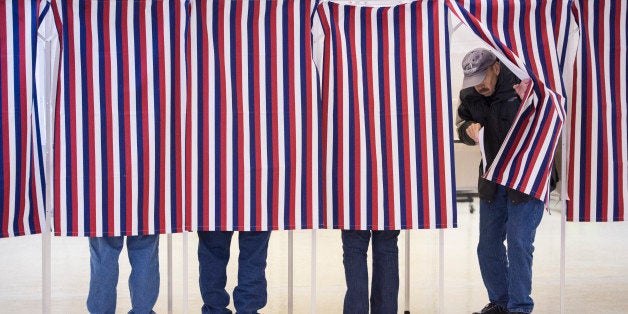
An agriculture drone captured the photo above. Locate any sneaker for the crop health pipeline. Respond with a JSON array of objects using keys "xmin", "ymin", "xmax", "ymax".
[{"xmin": 472, "ymin": 302, "xmax": 507, "ymax": 314}]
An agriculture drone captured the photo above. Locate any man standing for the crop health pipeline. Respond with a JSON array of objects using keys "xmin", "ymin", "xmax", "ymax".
[
  {"xmin": 457, "ymin": 48, "xmax": 544, "ymax": 314},
  {"xmin": 341, "ymin": 230, "xmax": 400, "ymax": 313},
  {"xmin": 87, "ymin": 235, "xmax": 160, "ymax": 314},
  {"xmin": 197, "ymin": 231, "xmax": 271, "ymax": 314}
]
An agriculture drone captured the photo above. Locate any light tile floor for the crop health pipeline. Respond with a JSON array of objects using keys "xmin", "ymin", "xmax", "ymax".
[{"xmin": 1, "ymin": 198, "xmax": 628, "ymax": 313}]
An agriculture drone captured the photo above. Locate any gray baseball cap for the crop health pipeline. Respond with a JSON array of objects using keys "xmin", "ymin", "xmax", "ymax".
[{"xmin": 461, "ymin": 48, "xmax": 497, "ymax": 89}]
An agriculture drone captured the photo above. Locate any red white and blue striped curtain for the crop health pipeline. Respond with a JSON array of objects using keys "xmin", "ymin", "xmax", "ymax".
[
  {"xmin": 7, "ymin": 0, "xmax": 626, "ymax": 237},
  {"xmin": 447, "ymin": 0, "xmax": 570, "ymax": 201},
  {"xmin": 49, "ymin": 0, "xmax": 188, "ymax": 236},
  {"xmin": 185, "ymin": 0, "xmax": 321, "ymax": 231},
  {"xmin": 313, "ymin": 1, "xmax": 457, "ymax": 229},
  {"xmin": 567, "ymin": 0, "xmax": 627, "ymax": 222},
  {"xmin": 0, "ymin": 0, "xmax": 46, "ymax": 238}
]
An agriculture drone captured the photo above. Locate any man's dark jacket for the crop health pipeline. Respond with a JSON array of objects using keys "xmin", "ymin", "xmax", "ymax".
[{"xmin": 456, "ymin": 64, "xmax": 532, "ymax": 204}]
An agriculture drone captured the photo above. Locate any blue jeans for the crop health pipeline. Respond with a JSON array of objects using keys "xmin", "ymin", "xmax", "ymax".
[
  {"xmin": 341, "ymin": 230, "xmax": 400, "ymax": 314},
  {"xmin": 198, "ymin": 231, "xmax": 271, "ymax": 314},
  {"xmin": 478, "ymin": 185, "xmax": 544, "ymax": 313},
  {"xmin": 87, "ymin": 235, "xmax": 160, "ymax": 314}
]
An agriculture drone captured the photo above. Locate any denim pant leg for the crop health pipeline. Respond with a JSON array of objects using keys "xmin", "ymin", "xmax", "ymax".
[
  {"xmin": 370, "ymin": 230, "xmax": 400, "ymax": 314},
  {"xmin": 506, "ymin": 198, "xmax": 544, "ymax": 313},
  {"xmin": 233, "ymin": 231, "xmax": 272, "ymax": 314},
  {"xmin": 126, "ymin": 235, "xmax": 160, "ymax": 314},
  {"xmin": 477, "ymin": 187, "xmax": 509, "ymax": 308},
  {"xmin": 87, "ymin": 236, "xmax": 125, "ymax": 314},
  {"xmin": 198, "ymin": 231, "xmax": 234, "ymax": 314},
  {"xmin": 341, "ymin": 230, "xmax": 371, "ymax": 314}
]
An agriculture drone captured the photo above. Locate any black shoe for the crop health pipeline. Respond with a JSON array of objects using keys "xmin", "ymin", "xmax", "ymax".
[{"xmin": 472, "ymin": 302, "xmax": 507, "ymax": 314}]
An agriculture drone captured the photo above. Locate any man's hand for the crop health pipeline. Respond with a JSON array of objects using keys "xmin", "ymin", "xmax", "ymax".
[
  {"xmin": 513, "ymin": 78, "xmax": 532, "ymax": 99},
  {"xmin": 466, "ymin": 122, "xmax": 482, "ymax": 143}
]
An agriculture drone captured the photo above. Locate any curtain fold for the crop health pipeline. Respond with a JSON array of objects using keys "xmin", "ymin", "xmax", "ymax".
[{"xmin": 447, "ymin": 0, "xmax": 571, "ymax": 201}]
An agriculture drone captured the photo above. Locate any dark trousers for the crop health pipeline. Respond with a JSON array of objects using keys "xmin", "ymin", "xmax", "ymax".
[
  {"xmin": 342, "ymin": 230, "xmax": 400, "ymax": 314},
  {"xmin": 198, "ymin": 231, "xmax": 271, "ymax": 314}
]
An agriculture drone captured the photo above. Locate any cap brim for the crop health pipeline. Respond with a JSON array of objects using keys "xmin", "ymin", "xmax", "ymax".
[{"xmin": 461, "ymin": 70, "xmax": 488, "ymax": 89}]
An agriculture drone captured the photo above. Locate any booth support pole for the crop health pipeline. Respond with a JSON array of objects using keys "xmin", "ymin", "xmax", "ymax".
[
  {"xmin": 311, "ymin": 230, "xmax": 316, "ymax": 314},
  {"xmin": 560, "ymin": 117, "xmax": 568, "ymax": 314},
  {"xmin": 404, "ymin": 231, "xmax": 410, "ymax": 313},
  {"xmin": 184, "ymin": 232, "xmax": 189, "ymax": 314},
  {"xmin": 288, "ymin": 231, "xmax": 294, "ymax": 313},
  {"xmin": 41, "ymin": 20, "xmax": 54, "ymax": 314},
  {"xmin": 168, "ymin": 234, "xmax": 173, "ymax": 314},
  {"xmin": 439, "ymin": 230, "xmax": 445, "ymax": 314}
]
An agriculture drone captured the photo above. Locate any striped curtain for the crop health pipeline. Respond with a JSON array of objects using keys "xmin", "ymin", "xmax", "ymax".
[
  {"xmin": 49, "ymin": 0, "xmax": 188, "ymax": 236},
  {"xmin": 313, "ymin": 1, "xmax": 456, "ymax": 229},
  {"xmin": 33, "ymin": 0, "xmax": 623, "ymax": 235},
  {"xmin": 567, "ymin": 0, "xmax": 627, "ymax": 222},
  {"xmin": 0, "ymin": 0, "xmax": 46, "ymax": 238},
  {"xmin": 185, "ymin": 0, "xmax": 321, "ymax": 231},
  {"xmin": 447, "ymin": 0, "xmax": 570, "ymax": 201}
]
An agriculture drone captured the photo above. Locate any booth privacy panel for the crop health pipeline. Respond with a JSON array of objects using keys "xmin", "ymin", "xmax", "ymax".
[
  {"xmin": 8, "ymin": 0, "xmax": 620, "ymax": 237},
  {"xmin": 184, "ymin": 0, "xmax": 323, "ymax": 231},
  {"xmin": 312, "ymin": 1, "xmax": 457, "ymax": 229},
  {"xmin": 47, "ymin": 0, "xmax": 457, "ymax": 234},
  {"xmin": 49, "ymin": 0, "xmax": 188, "ymax": 236},
  {"xmin": 0, "ymin": 0, "xmax": 46, "ymax": 238},
  {"xmin": 448, "ymin": 0, "xmax": 569, "ymax": 202},
  {"xmin": 453, "ymin": 0, "xmax": 627, "ymax": 222},
  {"xmin": 567, "ymin": 0, "xmax": 627, "ymax": 222}
]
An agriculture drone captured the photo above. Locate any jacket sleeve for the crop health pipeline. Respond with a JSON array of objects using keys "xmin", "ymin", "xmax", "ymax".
[{"xmin": 456, "ymin": 93, "xmax": 477, "ymax": 146}]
